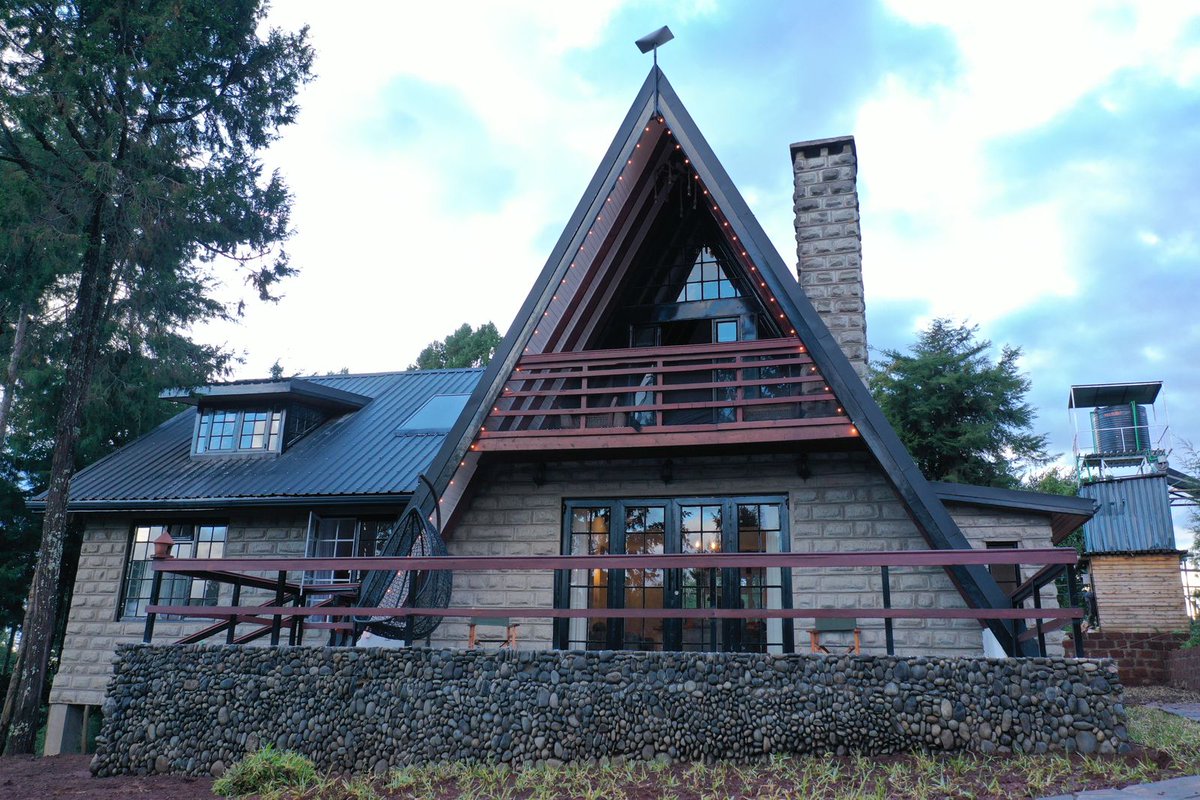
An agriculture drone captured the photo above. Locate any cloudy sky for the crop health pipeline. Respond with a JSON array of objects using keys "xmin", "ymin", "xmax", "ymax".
[{"xmin": 197, "ymin": 1, "xmax": 1200, "ymax": 541}]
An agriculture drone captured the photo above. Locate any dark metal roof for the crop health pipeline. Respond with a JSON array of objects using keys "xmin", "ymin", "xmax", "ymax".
[
  {"xmin": 1069, "ymin": 382, "xmax": 1162, "ymax": 408},
  {"xmin": 35, "ymin": 369, "xmax": 483, "ymax": 512},
  {"xmin": 161, "ymin": 378, "xmax": 371, "ymax": 412},
  {"xmin": 932, "ymin": 481, "xmax": 1096, "ymax": 543},
  {"xmin": 386, "ymin": 66, "xmax": 1033, "ymax": 654}
]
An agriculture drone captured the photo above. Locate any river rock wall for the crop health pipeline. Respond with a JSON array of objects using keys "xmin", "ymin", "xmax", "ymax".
[{"xmin": 92, "ymin": 644, "xmax": 1128, "ymax": 776}]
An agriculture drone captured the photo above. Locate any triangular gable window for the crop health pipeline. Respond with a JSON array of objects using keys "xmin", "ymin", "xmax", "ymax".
[{"xmin": 676, "ymin": 247, "xmax": 739, "ymax": 303}]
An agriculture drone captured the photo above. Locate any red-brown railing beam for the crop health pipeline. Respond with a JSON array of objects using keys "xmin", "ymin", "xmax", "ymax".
[
  {"xmin": 151, "ymin": 547, "xmax": 1080, "ymax": 574},
  {"xmin": 147, "ymin": 604, "xmax": 1084, "ymax": 622}
]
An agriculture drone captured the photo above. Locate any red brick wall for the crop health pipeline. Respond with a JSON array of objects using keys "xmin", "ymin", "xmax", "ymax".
[
  {"xmin": 1167, "ymin": 647, "xmax": 1200, "ymax": 691},
  {"xmin": 1064, "ymin": 631, "xmax": 1187, "ymax": 686}
]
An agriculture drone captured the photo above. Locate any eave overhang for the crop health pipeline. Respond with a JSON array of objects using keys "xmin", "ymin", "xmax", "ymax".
[
  {"xmin": 161, "ymin": 378, "xmax": 371, "ymax": 413},
  {"xmin": 932, "ymin": 481, "xmax": 1097, "ymax": 544}
]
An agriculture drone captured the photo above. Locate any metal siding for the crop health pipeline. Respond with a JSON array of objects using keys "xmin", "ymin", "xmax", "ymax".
[
  {"xmin": 1080, "ymin": 475, "xmax": 1175, "ymax": 552},
  {"xmin": 56, "ymin": 369, "xmax": 484, "ymax": 506}
]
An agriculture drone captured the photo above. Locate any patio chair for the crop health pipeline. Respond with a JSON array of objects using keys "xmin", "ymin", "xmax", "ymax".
[
  {"xmin": 808, "ymin": 617, "xmax": 861, "ymax": 654},
  {"xmin": 468, "ymin": 617, "xmax": 519, "ymax": 649}
]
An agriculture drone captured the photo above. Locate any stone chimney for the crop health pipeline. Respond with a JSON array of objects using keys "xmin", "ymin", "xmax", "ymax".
[{"xmin": 791, "ymin": 136, "xmax": 867, "ymax": 381}]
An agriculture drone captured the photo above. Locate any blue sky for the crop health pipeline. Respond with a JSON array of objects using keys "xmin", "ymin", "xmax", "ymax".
[{"xmin": 198, "ymin": 1, "xmax": 1200, "ymax": 539}]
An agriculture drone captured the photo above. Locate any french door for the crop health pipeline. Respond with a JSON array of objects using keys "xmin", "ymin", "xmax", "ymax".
[{"xmin": 555, "ymin": 496, "xmax": 793, "ymax": 653}]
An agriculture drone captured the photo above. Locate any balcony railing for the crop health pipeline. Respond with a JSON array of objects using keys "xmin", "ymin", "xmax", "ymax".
[
  {"xmin": 478, "ymin": 339, "xmax": 855, "ymax": 451},
  {"xmin": 143, "ymin": 547, "xmax": 1085, "ymax": 659}
]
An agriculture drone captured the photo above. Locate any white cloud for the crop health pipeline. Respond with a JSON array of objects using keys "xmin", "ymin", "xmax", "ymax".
[{"xmin": 857, "ymin": 2, "xmax": 1200, "ymax": 329}]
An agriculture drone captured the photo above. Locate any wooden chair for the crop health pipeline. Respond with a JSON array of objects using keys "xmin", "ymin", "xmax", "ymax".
[
  {"xmin": 808, "ymin": 617, "xmax": 861, "ymax": 654},
  {"xmin": 468, "ymin": 617, "xmax": 519, "ymax": 649}
]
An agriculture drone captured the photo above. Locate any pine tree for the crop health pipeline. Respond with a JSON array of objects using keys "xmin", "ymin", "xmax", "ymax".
[
  {"xmin": 0, "ymin": 1, "xmax": 313, "ymax": 753},
  {"xmin": 870, "ymin": 319, "xmax": 1049, "ymax": 488}
]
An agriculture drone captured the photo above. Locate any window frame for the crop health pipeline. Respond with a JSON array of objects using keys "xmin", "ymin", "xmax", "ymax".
[
  {"xmin": 301, "ymin": 514, "xmax": 393, "ymax": 588},
  {"xmin": 554, "ymin": 495, "xmax": 793, "ymax": 654},
  {"xmin": 191, "ymin": 406, "xmax": 285, "ymax": 457},
  {"xmin": 117, "ymin": 521, "xmax": 228, "ymax": 621}
]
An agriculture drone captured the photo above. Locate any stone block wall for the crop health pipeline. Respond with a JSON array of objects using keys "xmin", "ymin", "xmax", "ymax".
[
  {"xmin": 91, "ymin": 644, "xmax": 1128, "ymax": 777},
  {"xmin": 435, "ymin": 452, "xmax": 1062, "ymax": 657},
  {"xmin": 792, "ymin": 136, "xmax": 867, "ymax": 381},
  {"xmin": 1063, "ymin": 631, "xmax": 1187, "ymax": 686}
]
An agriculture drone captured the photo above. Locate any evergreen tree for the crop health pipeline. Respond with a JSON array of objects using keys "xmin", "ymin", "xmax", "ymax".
[
  {"xmin": 0, "ymin": 1, "xmax": 313, "ymax": 753},
  {"xmin": 412, "ymin": 323, "xmax": 503, "ymax": 370},
  {"xmin": 870, "ymin": 319, "xmax": 1048, "ymax": 488}
]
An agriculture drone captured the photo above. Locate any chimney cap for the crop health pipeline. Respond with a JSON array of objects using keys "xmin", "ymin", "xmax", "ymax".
[{"xmin": 789, "ymin": 135, "xmax": 856, "ymax": 159}]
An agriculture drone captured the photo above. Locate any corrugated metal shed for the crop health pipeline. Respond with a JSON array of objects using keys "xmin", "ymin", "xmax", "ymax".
[
  {"xmin": 35, "ymin": 369, "xmax": 483, "ymax": 511},
  {"xmin": 1079, "ymin": 474, "xmax": 1177, "ymax": 553}
]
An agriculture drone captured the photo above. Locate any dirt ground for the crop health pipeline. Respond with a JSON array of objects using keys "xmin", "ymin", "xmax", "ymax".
[{"xmin": 0, "ymin": 754, "xmax": 214, "ymax": 800}]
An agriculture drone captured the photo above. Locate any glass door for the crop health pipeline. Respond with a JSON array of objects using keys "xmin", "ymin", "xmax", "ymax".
[
  {"xmin": 558, "ymin": 497, "xmax": 793, "ymax": 653},
  {"xmin": 678, "ymin": 503, "xmax": 724, "ymax": 651}
]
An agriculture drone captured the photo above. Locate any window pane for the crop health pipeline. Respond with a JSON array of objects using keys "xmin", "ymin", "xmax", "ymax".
[
  {"xmin": 567, "ymin": 505, "xmax": 613, "ymax": 650},
  {"xmin": 121, "ymin": 523, "xmax": 225, "ymax": 618}
]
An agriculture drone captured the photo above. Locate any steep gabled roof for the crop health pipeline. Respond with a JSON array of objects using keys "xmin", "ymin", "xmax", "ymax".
[
  {"xmin": 393, "ymin": 67, "xmax": 1030, "ymax": 653},
  {"xmin": 32, "ymin": 369, "xmax": 482, "ymax": 511}
]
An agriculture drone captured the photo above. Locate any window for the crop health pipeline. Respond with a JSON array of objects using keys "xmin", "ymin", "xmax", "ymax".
[
  {"xmin": 558, "ymin": 496, "xmax": 791, "ymax": 654},
  {"xmin": 120, "ymin": 523, "xmax": 226, "ymax": 619},
  {"xmin": 302, "ymin": 515, "xmax": 392, "ymax": 587},
  {"xmin": 986, "ymin": 541, "xmax": 1021, "ymax": 597},
  {"xmin": 195, "ymin": 407, "xmax": 283, "ymax": 454},
  {"xmin": 675, "ymin": 248, "xmax": 740, "ymax": 302}
]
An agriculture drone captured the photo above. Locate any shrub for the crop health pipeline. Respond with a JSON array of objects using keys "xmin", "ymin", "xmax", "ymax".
[
  {"xmin": 1183, "ymin": 618, "xmax": 1200, "ymax": 649},
  {"xmin": 211, "ymin": 746, "xmax": 319, "ymax": 798}
]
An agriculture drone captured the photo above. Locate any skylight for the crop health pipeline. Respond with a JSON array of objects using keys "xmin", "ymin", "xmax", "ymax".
[{"xmin": 399, "ymin": 394, "xmax": 470, "ymax": 432}]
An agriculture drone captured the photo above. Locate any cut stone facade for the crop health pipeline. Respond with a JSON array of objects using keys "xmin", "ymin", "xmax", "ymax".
[
  {"xmin": 431, "ymin": 452, "xmax": 1061, "ymax": 657},
  {"xmin": 792, "ymin": 136, "xmax": 867, "ymax": 381}
]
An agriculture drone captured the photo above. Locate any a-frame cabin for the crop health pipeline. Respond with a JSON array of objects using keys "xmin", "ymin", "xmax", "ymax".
[{"xmin": 364, "ymin": 68, "xmax": 1089, "ymax": 657}]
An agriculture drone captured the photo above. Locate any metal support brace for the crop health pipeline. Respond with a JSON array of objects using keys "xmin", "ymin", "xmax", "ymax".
[
  {"xmin": 271, "ymin": 571, "xmax": 286, "ymax": 646},
  {"xmin": 1032, "ymin": 590, "xmax": 1046, "ymax": 657},
  {"xmin": 226, "ymin": 583, "xmax": 241, "ymax": 644},
  {"xmin": 1067, "ymin": 565, "xmax": 1085, "ymax": 658},
  {"xmin": 881, "ymin": 566, "xmax": 895, "ymax": 656},
  {"xmin": 142, "ymin": 570, "xmax": 164, "ymax": 644}
]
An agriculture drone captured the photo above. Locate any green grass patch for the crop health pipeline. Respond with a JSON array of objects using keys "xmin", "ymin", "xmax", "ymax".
[
  {"xmin": 1128, "ymin": 705, "xmax": 1200, "ymax": 770},
  {"xmin": 209, "ymin": 707, "xmax": 1200, "ymax": 799},
  {"xmin": 211, "ymin": 745, "xmax": 321, "ymax": 798}
]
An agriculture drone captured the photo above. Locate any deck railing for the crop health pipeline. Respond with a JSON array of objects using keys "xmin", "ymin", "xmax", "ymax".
[
  {"xmin": 478, "ymin": 339, "xmax": 855, "ymax": 450},
  {"xmin": 144, "ymin": 546, "xmax": 1085, "ymax": 658}
]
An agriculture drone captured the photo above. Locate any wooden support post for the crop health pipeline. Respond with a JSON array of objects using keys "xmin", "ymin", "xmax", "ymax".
[
  {"xmin": 80, "ymin": 705, "xmax": 90, "ymax": 754},
  {"xmin": 1067, "ymin": 565, "xmax": 1085, "ymax": 658},
  {"xmin": 226, "ymin": 583, "xmax": 241, "ymax": 645},
  {"xmin": 270, "ymin": 571, "xmax": 286, "ymax": 646},
  {"xmin": 881, "ymin": 565, "xmax": 895, "ymax": 656}
]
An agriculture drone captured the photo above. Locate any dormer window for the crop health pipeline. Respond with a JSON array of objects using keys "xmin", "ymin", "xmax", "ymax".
[
  {"xmin": 167, "ymin": 377, "xmax": 372, "ymax": 458},
  {"xmin": 195, "ymin": 408, "xmax": 283, "ymax": 455}
]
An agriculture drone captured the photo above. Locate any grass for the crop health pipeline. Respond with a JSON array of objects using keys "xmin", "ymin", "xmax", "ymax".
[
  {"xmin": 209, "ymin": 707, "xmax": 1200, "ymax": 799},
  {"xmin": 211, "ymin": 745, "xmax": 320, "ymax": 798}
]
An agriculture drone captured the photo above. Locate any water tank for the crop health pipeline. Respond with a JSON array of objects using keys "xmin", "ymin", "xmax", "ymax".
[{"xmin": 1090, "ymin": 404, "xmax": 1149, "ymax": 453}]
